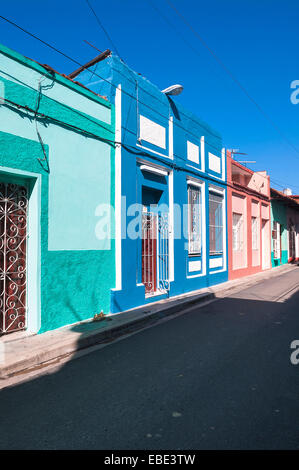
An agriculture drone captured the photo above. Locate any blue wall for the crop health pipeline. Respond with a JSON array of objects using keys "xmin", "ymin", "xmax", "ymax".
[{"xmin": 77, "ymin": 54, "xmax": 228, "ymax": 313}]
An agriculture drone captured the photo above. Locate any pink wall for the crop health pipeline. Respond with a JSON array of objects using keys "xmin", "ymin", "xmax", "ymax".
[
  {"xmin": 232, "ymin": 194, "xmax": 247, "ymax": 270},
  {"xmin": 227, "ymin": 153, "xmax": 271, "ymax": 280},
  {"xmin": 251, "ymin": 201, "xmax": 260, "ymax": 267}
]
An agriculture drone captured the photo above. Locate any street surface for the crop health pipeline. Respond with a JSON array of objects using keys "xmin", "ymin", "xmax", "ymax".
[{"xmin": 1, "ymin": 268, "xmax": 299, "ymax": 449}]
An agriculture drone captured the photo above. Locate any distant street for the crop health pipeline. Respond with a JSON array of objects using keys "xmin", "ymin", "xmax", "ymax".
[{"xmin": 1, "ymin": 268, "xmax": 299, "ymax": 450}]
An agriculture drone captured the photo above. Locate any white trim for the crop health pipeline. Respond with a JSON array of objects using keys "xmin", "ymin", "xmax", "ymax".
[
  {"xmin": 207, "ymin": 173, "xmax": 225, "ymax": 182},
  {"xmin": 244, "ymin": 194, "xmax": 248, "ymax": 268},
  {"xmin": 186, "ymin": 176, "xmax": 206, "ymax": 273},
  {"xmin": 209, "ymin": 257, "xmax": 223, "ymax": 269},
  {"xmin": 169, "ymin": 171, "xmax": 174, "ymax": 282},
  {"xmin": 200, "ymin": 136, "xmax": 205, "ymax": 172},
  {"xmin": 221, "ymin": 147, "xmax": 226, "ymax": 181},
  {"xmin": 169, "ymin": 116, "xmax": 173, "ymax": 159},
  {"xmin": 137, "ymin": 158, "xmax": 170, "ymax": 174},
  {"xmin": 139, "ymin": 115, "xmax": 166, "ymax": 149},
  {"xmin": 209, "ymin": 185, "xmax": 225, "ymax": 196},
  {"xmin": 187, "ymin": 140, "xmax": 199, "ymax": 164},
  {"xmin": 187, "ymin": 179, "xmax": 203, "ymax": 189},
  {"xmin": 186, "ymin": 163, "xmax": 206, "ymax": 174},
  {"xmin": 115, "ymin": 84, "xmax": 122, "ymax": 290},
  {"xmin": 207, "ymin": 148, "xmax": 226, "ymax": 181},
  {"xmin": 140, "ymin": 165, "xmax": 168, "ymax": 176},
  {"xmin": 208, "ymin": 184, "xmax": 227, "ymax": 274},
  {"xmin": 201, "ymin": 181, "xmax": 207, "ymax": 276},
  {"xmin": 27, "ymin": 174, "xmax": 41, "ymax": 333},
  {"xmin": 136, "ymin": 142, "xmax": 171, "ymax": 159},
  {"xmin": 189, "ymin": 260, "xmax": 202, "ymax": 272},
  {"xmin": 186, "ymin": 272, "xmax": 206, "ymax": 279},
  {"xmin": 296, "ymin": 230, "xmax": 299, "ymax": 259},
  {"xmin": 208, "ymin": 152, "xmax": 221, "ymax": 173}
]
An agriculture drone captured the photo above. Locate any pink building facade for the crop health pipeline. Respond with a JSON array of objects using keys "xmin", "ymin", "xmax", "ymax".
[{"xmin": 227, "ymin": 153, "xmax": 271, "ymax": 280}]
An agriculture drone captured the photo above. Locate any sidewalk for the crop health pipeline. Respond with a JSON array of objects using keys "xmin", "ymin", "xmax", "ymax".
[{"xmin": 0, "ymin": 263, "xmax": 297, "ymax": 381}]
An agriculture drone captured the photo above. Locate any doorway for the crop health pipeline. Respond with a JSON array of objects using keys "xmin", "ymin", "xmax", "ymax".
[
  {"xmin": 141, "ymin": 186, "xmax": 169, "ymax": 296},
  {"xmin": 0, "ymin": 182, "xmax": 28, "ymax": 334}
]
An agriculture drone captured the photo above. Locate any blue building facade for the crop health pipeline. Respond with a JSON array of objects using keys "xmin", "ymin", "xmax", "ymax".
[{"xmin": 75, "ymin": 53, "xmax": 228, "ymax": 313}]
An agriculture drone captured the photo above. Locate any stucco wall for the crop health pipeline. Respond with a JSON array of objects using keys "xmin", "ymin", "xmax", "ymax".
[
  {"xmin": 227, "ymin": 154, "xmax": 271, "ymax": 280},
  {"xmin": 0, "ymin": 44, "xmax": 115, "ymax": 333},
  {"xmin": 75, "ymin": 53, "xmax": 228, "ymax": 313}
]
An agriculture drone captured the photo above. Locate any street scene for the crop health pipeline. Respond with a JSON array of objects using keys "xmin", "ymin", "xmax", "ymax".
[
  {"xmin": 1, "ymin": 0, "xmax": 299, "ymax": 453},
  {"xmin": 1, "ymin": 266, "xmax": 299, "ymax": 449}
]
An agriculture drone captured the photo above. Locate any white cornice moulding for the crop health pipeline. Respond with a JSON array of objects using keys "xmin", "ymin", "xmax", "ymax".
[
  {"xmin": 140, "ymin": 164, "xmax": 168, "ymax": 176},
  {"xmin": 187, "ymin": 178, "xmax": 203, "ymax": 188}
]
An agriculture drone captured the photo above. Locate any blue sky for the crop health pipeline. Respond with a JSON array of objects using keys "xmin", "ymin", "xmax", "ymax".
[{"xmin": 1, "ymin": 0, "xmax": 299, "ymax": 192}]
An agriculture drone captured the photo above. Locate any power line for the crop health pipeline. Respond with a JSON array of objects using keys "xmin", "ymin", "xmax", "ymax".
[
  {"xmin": 0, "ymin": 15, "xmax": 297, "ymax": 192},
  {"xmin": 2, "ymin": 93, "xmax": 296, "ymax": 195},
  {"xmin": 164, "ymin": 0, "xmax": 299, "ymax": 160},
  {"xmin": 146, "ymin": 0, "xmax": 203, "ymax": 61},
  {"xmin": 84, "ymin": 0, "xmax": 122, "ymax": 59},
  {"xmin": 0, "ymin": 15, "xmax": 222, "ymax": 143},
  {"xmin": 4, "ymin": 93, "xmax": 281, "ymax": 199}
]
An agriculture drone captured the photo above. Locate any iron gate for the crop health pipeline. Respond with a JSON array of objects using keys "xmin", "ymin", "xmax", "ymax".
[
  {"xmin": 142, "ymin": 212, "xmax": 169, "ymax": 296},
  {"xmin": 0, "ymin": 182, "xmax": 28, "ymax": 334}
]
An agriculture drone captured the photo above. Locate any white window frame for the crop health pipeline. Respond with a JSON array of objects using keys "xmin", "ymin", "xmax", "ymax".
[
  {"xmin": 252, "ymin": 216, "xmax": 259, "ymax": 250},
  {"xmin": 188, "ymin": 185, "xmax": 202, "ymax": 255},
  {"xmin": 209, "ymin": 190, "xmax": 224, "ymax": 255},
  {"xmin": 233, "ymin": 213, "xmax": 244, "ymax": 252}
]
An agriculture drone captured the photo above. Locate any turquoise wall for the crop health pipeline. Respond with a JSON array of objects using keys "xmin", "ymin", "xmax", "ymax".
[
  {"xmin": 270, "ymin": 199, "xmax": 288, "ymax": 267},
  {"xmin": 0, "ymin": 44, "xmax": 115, "ymax": 333}
]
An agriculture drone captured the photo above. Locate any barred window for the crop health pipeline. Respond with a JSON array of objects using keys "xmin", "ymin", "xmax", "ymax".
[
  {"xmin": 233, "ymin": 213, "xmax": 243, "ymax": 251},
  {"xmin": 188, "ymin": 186, "xmax": 201, "ymax": 254},
  {"xmin": 252, "ymin": 217, "xmax": 259, "ymax": 250},
  {"xmin": 209, "ymin": 192, "xmax": 223, "ymax": 254}
]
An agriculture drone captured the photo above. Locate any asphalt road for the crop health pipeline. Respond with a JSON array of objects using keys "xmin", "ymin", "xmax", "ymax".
[{"xmin": 1, "ymin": 268, "xmax": 299, "ymax": 450}]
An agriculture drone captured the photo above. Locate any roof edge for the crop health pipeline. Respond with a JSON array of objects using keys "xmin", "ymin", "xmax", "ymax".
[{"xmin": 0, "ymin": 43, "xmax": 111, "ymax": 109}]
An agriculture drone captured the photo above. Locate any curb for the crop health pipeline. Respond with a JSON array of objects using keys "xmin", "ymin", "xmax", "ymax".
[
  {"xmin": 0, "ymin": 291, "xmax": 214, "ymax": 380},
  {"xmin": 1, "ymin": 263, "xmax": 296, "ymax": 381}
]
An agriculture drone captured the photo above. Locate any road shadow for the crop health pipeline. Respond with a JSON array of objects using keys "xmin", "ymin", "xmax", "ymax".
[{"xmin": 1, "ymin": 287, "xmax": 299, "ymax": 450}]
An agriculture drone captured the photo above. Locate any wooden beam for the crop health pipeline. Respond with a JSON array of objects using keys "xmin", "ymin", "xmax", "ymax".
[{"xmin": 68, "ymin": 49, "xmax": 111, "ymax": 79}]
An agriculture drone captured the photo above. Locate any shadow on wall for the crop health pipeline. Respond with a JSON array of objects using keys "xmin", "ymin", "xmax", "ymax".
[{"xmin": 1, "ymin": 286, "xmax": 299, "ymax": 449}]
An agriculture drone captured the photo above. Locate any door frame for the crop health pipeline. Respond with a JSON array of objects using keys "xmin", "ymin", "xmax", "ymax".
[{"xmin": 0, "ymin": 166, "xmax": 41, "ymax": 334}]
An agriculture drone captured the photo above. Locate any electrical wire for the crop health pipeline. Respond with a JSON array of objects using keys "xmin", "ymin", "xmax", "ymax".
[
  {"xmin": 84, "ymin": 0, "xmax": 122, "ymax": 59},
  {"xmin": 164, "ymin": 0, "xmax": 299, "ymax": 159},
  {"xmin": 0, "ymin": 14, "xmax": 223, "ymax": 146},
  {"xmin": 0, "ymin": 15, "xmax": 297, "ymax": 192},
  {"xmin": 34, "ymin": 75, "xmax": 51, "ymax": 172},
  {"xmin": 2, "ymin": 94, "xmax": 297, "ymax": 197}
]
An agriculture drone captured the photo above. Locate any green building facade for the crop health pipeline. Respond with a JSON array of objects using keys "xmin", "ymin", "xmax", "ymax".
[
  {"xmin": 270, "ymin": 198, "xmax": 288, "ymax": 267},
  {"xmin": 0, "ymin": 44, "xmax": 115, "ymax": 335}
]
